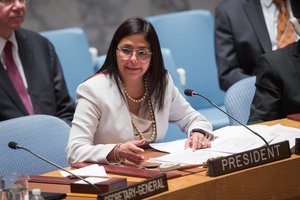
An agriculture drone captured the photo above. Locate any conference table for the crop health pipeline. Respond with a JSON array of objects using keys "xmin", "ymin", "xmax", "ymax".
[{"xmin": 29, "ymin": 118, "xmax": 300, "ymax": 200}]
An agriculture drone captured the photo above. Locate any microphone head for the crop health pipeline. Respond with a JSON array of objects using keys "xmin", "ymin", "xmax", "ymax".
[
  {"xmin": 184, "ymin": 89, "xmax": 195, "ymax": 96},
  {"xmin": 8, "ymin": 141, "xmax": 19, "ymax": 149}
]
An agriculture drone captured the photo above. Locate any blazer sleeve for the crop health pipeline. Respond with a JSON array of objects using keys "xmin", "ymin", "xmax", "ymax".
[
  {"xmin": 248, "ymin": 55, "xmax": 282, "ymax": 124},
  {"xmin": 214, "ymin": 5, "xmax": 251, "ymax": 91}
]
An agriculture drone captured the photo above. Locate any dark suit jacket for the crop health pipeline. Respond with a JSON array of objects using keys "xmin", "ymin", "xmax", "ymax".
[
  {"xmin": 215, "ymin": 0, "xmax": 273, "ymax": 91},
  {"xmin": 0, "ymin": 28, "xmax": 75, "ymax": 125},
  {"xmin": 248, "ymin": 41, "xmax": 300, "ymax": 124}
]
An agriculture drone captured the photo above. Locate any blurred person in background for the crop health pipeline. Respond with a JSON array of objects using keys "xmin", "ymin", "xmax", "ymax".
[
  {"xmin": 248, "ymin": 0, "xmax": 300, "ymax": 124},
  {"xmin": 215, "ymin": 0, "xmax": 298, "ymax": 91},
  {"xmin": 0, "ymin": 0, "xmax": 75, "ymax": 125}
]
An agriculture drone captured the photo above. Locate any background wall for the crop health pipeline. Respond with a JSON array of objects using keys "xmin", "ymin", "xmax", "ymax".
[{"xmin": 23, "ymin": 0, "xmax": 222, "ymax": 55}]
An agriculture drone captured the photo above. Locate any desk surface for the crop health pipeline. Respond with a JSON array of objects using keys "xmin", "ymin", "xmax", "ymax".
[{"xmin": 30, "ymin": 118, "xmax": 300, "ymax": 200}]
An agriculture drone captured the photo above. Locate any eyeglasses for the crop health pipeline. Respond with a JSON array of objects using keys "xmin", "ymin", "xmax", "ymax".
[
  {"xmin": 0, "ymin": 0, "xmax": 28, "ymax": 5},
  {"xmin": 117, "ymin": 47, "xmax": 152, "ymax": 61}
]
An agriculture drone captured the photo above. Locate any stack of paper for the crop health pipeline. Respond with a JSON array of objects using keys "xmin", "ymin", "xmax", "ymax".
[
  {"xmin": 149, "ymin": 124, "xmax": 300, "ymax": 165},
  {"xmin": 60, "ymin": 164, "xmax": 109, "ymax": 184}
]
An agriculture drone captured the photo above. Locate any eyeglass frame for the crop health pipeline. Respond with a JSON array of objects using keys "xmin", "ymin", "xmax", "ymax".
[
  {"xmin": 0, "ymin": 0, "xmax": 29, "ymax": 5},
  {"xmin": 116, "ymin": 47, "xmax": 152, "ymax": 61}
]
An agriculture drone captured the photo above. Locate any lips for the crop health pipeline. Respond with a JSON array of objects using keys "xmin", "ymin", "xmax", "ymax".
[
  {"xmin": 125, "ymin": 66, "xmax": 140, "ymax": 71},
  {"xmin": 11, "ymin": 15, "xmax": 24, "ymax": 20},
  {"xmin": 10, "ymin": 15, "xmax": 24, "ymax": 23}
]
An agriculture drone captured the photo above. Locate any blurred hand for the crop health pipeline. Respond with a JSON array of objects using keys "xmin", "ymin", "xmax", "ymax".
[
  {"xmin": 118, "ymin": 139, "xmax": 145, "ymax": 165},
  {"xmin": 185, "ymin": 132, "xmax": 211, "ymax": 151}
]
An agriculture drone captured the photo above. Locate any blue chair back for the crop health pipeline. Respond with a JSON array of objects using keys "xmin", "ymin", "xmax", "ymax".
[
  {"xmin": 0, "ymin": 115, "xmax": 70, "ymax": 175},
  {"xmin": 147, "ymin": 10, "xmax": 229, "ymax": 129},
  {"xmin": 224, "ymin": 77, "xmax": 256, "ymax": 125},
  {"xmin": 40, "ymin": 27, "xmax": 94, "ymax": 99}
]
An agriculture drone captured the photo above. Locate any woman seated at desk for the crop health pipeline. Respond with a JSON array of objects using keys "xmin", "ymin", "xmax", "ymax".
[{"xmin": 66, "ymin": 17, "xmax": 214, "ymax": 166}]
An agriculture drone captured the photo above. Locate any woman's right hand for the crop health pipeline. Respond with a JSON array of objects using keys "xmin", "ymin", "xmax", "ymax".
[{"xmin": 118, "ymin": 140, "xmax": 145, "ymax": 165}]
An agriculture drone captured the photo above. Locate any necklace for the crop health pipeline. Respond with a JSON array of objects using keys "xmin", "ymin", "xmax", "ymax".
[
  {"xmin": 123, "ymin": 80, "xmax": 148, "ymax": 103},
  {"xmin": 130, "ymin": 97, "xmax": 157, "ymax": 143}
]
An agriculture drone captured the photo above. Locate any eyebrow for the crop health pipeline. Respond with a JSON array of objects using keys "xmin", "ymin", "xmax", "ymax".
[{"xmin": 119, "ymin": 44, "xmax": 150, "ymax": 49}]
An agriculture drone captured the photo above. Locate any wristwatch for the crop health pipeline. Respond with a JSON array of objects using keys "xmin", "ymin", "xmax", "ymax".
[{"xmin": 191, "ymin": 129, "xmax": 214, "ymax": 140}]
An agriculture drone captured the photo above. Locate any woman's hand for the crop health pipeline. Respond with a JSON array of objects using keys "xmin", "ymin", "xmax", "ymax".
[
  {"xmin": 184, "ymin": 132, "xmax": 211, "ymax": 151},
  {"xmin": 118, "ymin": 139, "xmax": 145, "ymax": 165}
]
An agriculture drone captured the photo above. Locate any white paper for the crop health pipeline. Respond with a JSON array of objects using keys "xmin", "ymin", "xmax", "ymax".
[
  {"xmin": 75, "ymin": 177, "xmax": 109, "ymax": 184},
  {"xmin": 268, "ymin": 124, "xmax": 300, "ymax": 147},
  {"xmin": 149, "ymin": 124, "xmax": 300, "ymax": 165},
  {"xmin": 148, "ymin": 148, "xmax": 230, "ymax": 165},
  {"xmin": 150, "ymin": 139, "xmax": 186, "ymax": 154},
  {"xmin": 208, "ymin": 125, "xmax": 278, "ymax": 154},
  {"xmin": 60, "ymin": 164, "xmax": 107, "ymax": 178}
]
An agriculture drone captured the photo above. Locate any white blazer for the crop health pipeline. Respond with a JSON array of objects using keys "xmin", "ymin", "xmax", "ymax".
[{"xmin": 66, "ymin": 73, "xmax": 212, "ymax": 164}]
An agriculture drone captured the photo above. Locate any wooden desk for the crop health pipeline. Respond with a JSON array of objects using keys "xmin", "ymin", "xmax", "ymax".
[{"xmin": 30, "ymin": 118, "xmax": 300, "ymax": 200}]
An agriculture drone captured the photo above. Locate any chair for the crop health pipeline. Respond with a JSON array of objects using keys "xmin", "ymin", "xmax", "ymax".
[
  {"xmin": 224, "ymin": 76, "xmax": 256, "ymax": 126},
  {"xmin": 147, "ymin": 10, "xmax": 229, "ymax": 129},
  {"xmin": 0, "ymin": 115, "xmax": 70, "ymax": 175},
  {"xmin": 94, "ymin": 48, "xmax": 186, "ymax": 142},
  {"xmin": 40, "ymin": 27, "xmax": 95, "ymax": 99}
]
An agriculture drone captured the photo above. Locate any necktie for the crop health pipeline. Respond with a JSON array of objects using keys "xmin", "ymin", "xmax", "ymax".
[
  {"xmin": 4, "ymin": 41, "xmax": 34, "ymax": 115},
  {"xmin": 275, "ymin": 0, "xmax": 296, "ymax": 48}
]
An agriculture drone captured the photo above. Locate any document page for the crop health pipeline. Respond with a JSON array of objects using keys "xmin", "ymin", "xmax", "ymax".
[
  {"xmin": 148, "ymin": 148, "xmax": 230, "ymax": 165},
  {"xmin": 149, "ymin": 124, "xmax": 300, "ymax": 165},
  {"xmin": 60, "ymin": 164, "xmax": 108, "ymax": 178},
  {"xmin": 208, "ymin": 124, "xmax": 278, "ymax": 154},
  {"xmin": 268, "ymin": 124, "xmax": 300, "ymax": 147}
]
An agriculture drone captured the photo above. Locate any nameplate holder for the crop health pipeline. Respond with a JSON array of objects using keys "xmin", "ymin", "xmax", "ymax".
[
  {"xmin": 70, "ymin": 177, "xmax": 127, "ymax": 194},
  {"xmin": 97, "ymin": 173, "xmax": 168, "ymax": 200},
  {"xmin": 207, "ymin": 140, "xmax": 291, "ymax": 177},
  {"xmin": 29, "ymin": 175, "xmax": 127, "ymax": 194}
]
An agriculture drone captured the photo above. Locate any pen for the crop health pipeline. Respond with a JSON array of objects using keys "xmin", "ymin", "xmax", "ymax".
[{"xmin": 67, "ymin": 193, "xmax": 98, "ymax": 198}]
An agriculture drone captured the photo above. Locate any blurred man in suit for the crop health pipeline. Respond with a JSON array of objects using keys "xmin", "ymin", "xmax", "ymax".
[
  {"xmin": 215, "ymin": 0, "xmax": 298, "ymax": 91},
  {"xmin": 248, "ymin": 0, "xmax": 300, "ymax": 124},
  {"xmin": 0, "ymin": 0, "xmax": 75, "ymax": 124}
]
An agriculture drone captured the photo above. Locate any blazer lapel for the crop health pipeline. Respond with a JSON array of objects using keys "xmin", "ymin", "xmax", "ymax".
[
  {"xmin": 0, "ymin": 62, "xmax": 28, "ymax": 114},
  {"xmin": 16, "ymin": 30, "xmax": 35, "ymax": 88},
  {"xmin": 244, "ymin": 0, "xmax": 272, "ymax": 53},
  {"xmin": 293, "ymin": 41, "xmax": 300, "ymax": 80}
]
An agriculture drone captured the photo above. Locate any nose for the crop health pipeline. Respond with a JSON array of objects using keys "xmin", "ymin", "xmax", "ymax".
[{"xmin": 129, "ymin": 51, "xmax": 138, "ymax": 61}]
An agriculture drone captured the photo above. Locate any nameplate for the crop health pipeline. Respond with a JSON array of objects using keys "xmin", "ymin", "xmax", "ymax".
[
  {"xmin": 70, "ymin": 177, "xmax": 127, "ymax": 194},
  {"xmin": 97, "ymin": 173, "xmax": 168, "ymax": 200},
  {"xmin": 29, "ymin": 175, "xmax": 127, "ymax": 194},
  {"xmin": 207, "ymin": 140, "xmax": 291, "ymax": 177}
]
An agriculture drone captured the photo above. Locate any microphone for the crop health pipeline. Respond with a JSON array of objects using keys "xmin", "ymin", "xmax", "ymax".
[
  {"xmin": 184, "ymin": 89, "xmax": 268, "ymax": 146},
  {"xmin": 8, "ymin": 141, "xmax": 102, "ymax": 195},
  {"xmin": 184, "ymin": 89, "xmax": 292, "ymax": 177}
]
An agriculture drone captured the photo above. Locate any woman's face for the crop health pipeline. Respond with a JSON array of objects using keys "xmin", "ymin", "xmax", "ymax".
[{"xmin": 116, "ymin": 33, "xmax": 152, "ymax": 83}]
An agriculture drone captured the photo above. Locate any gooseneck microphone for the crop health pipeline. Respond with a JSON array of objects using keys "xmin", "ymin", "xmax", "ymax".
[
  {"xmin": 8, "ymin": 141, "xmax": 102, "ymax": 195},
  {"xmin": 184, "ymin": 89, "xmax": 269, "ymax": 146}
]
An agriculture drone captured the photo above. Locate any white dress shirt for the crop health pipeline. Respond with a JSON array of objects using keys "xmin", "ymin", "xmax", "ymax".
[
  {"xmin": 261, "ymin": 0, "xmax": 299, "ymax": 50},
  {"xmin": 0, "ymin": 32, "xmax": 29, "ymax": 89}
]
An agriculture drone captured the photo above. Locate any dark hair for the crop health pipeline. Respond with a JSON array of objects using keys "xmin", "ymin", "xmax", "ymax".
[{"xmin": 98, "ymin": 17, "xmax": 167, "ymax": 110}]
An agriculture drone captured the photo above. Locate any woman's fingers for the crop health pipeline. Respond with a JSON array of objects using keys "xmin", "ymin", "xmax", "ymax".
[
  {"xmin": 186, "ymin": 132, "xmax": 211, "ymax": 151},
  {"xmin": 119, "ymin": 140, "xmax": 145, "ymax": 165}
]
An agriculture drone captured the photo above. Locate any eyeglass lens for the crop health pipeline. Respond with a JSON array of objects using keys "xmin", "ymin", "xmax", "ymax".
[{"xmin": 118, "ymin": 47, "xmax": 152, "ymax": 60}]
